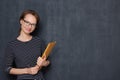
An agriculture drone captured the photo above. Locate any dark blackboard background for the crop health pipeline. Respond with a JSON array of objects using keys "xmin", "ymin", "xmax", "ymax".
[{"xmin": 0, "ymin": 0, "xmax": 120, "ymax": 80}]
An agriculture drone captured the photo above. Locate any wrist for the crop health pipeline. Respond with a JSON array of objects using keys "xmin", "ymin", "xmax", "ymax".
[
  {"xmin": 36, "ymin": 64, "xmax": 40, "ymax": 69},
  {"xmin": 35, "ymin": 64, "xmax": 42, "ymax": 70}
]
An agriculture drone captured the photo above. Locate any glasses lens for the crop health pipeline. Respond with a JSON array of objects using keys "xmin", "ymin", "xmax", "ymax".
[{"xmin": 23, "ymin": 19, "xmax": 36, "ymax": 27}]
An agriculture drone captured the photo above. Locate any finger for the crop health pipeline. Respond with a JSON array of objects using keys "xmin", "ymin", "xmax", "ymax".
[
  {"xmin": 42, "ymin": 55, "xmax": 46, "ymax": 60},
  {"xmin": 38, "ymin": 56, "xmax": 42, "ymax": 59}
]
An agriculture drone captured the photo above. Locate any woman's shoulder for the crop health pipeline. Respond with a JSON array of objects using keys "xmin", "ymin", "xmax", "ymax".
[
  {"xmin": 9, "ymin": 38, "xmax": 18, "ymax": 43},
  {"xmin": 33, "ymin": 36, "xmax": 44, "ymax": 41},
  {"xmin": 33, "ymin": 36, "xmax": 46, "ymax": 45},
  {"xmin": 6, "ymin": 39, "xmax": 16, "ymax": 48},
  {"xmin": 7, "ymin": 39, "xmax": 18, "ymax": 46}
]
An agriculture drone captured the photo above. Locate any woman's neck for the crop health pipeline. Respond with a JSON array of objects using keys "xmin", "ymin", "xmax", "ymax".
[{"xmin": 17, "ymin": 31, "xmax": 33, "ymax": 42}]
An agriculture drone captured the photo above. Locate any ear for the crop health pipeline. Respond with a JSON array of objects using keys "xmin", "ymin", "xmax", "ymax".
[{"xmin": 20, "ymin": 19, "xmax": 23, "ymax": 25}]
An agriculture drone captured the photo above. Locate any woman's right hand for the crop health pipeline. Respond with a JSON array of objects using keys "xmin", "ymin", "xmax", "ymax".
[
  {"xmin": 27, "ymin": 65, "xmax": 39, "ymax": 75},
  {"xmin": 36, "ymin": 56, "xmax": 46, "ymax": 67}
]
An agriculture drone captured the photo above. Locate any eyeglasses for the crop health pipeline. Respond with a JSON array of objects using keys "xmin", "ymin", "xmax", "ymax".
[{"xmin": 23, "ymin": 19, "xmax": 36, "ymax": 27}]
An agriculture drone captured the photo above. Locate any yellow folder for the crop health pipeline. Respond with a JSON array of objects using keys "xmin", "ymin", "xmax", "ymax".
[{"xmin": 42, "ymin": 41, "xmax": 56, "ymax": 59}]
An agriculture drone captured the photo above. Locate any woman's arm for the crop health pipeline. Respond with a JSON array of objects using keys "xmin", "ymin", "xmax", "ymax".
[
  {"xmin": 9, "ymin": 56, "xmax": 47, "ymax": 75},
  {"xmin": 5, "ymin": 44, "xmax": 42, "ymax": 75},
  {"xmin": 9, "ymin": 65, "xmax": 40, "ymax": 75}
]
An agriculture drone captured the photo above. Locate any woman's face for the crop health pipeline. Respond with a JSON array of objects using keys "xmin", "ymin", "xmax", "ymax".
[{"xmin": 20, "ymin": 14, "xmax": 37, "ymax": 35}]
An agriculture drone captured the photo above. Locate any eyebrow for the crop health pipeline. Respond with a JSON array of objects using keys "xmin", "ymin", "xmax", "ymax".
[{"xmin": 23, "ymin": 19, "xmax": 36, "ymax": 25}]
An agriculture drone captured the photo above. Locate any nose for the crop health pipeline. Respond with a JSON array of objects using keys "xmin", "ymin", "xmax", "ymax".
[{"xmin": 27, "ymin": 24, "xmax": 32, "ymax": 28}]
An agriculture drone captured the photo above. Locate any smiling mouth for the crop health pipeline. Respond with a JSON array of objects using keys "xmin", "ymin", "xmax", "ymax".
[{"xmin": 26, "ymin": 28, "xmax": 32, "ymax": 32}]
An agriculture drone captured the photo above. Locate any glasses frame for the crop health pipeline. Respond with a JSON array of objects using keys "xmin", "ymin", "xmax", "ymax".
[{"xmin": 23, "ymin": 19, "xmax": 36, "ymax": 27}]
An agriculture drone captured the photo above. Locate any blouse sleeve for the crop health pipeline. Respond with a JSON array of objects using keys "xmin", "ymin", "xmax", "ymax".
[{"xmin": 5, "ymin": 44, "xmax": 15, "ymax": 74}]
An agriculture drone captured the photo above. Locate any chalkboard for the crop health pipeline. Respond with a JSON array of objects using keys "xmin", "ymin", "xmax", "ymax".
[{"xmin": 0, "ymin": 0, "xmax": 120, "ymax": 80}]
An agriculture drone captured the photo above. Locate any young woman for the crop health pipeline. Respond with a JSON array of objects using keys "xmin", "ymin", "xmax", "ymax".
[{"xmin": 5, "ymin": 10, "xmax": 50, "ymax": 80}]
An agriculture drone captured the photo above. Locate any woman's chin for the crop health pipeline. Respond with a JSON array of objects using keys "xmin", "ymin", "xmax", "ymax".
[{"xmin": 24, "ymin": 31, "xmax": 32, "ymax": 34}]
